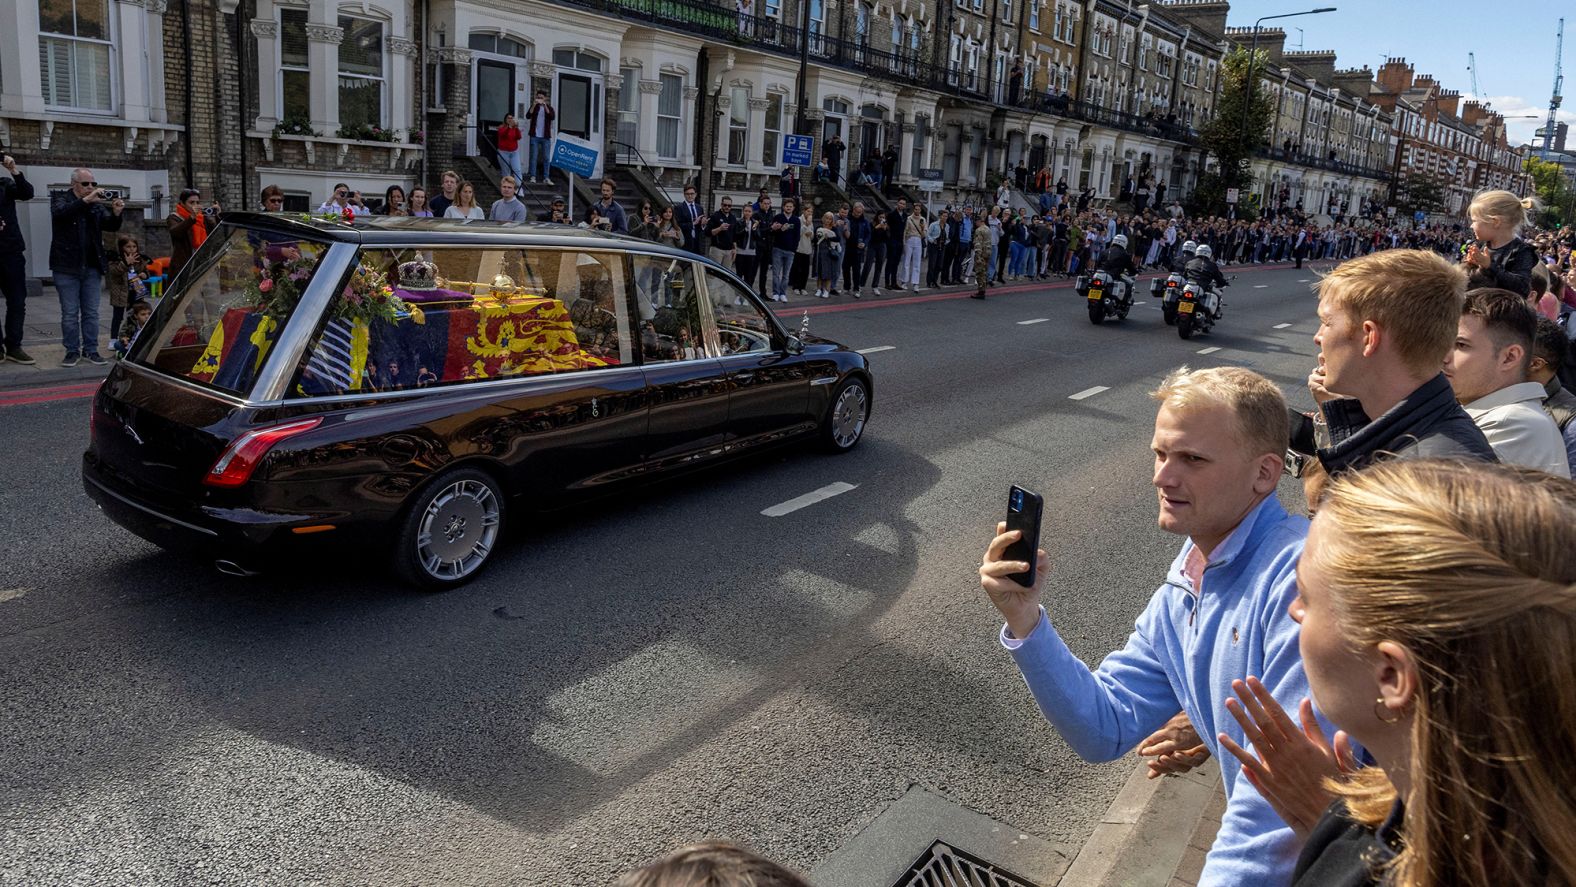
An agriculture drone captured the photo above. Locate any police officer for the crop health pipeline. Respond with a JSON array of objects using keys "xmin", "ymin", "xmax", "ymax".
[
  {"xmin": 1099, "ymin": 232, "xmax": 1139, "ymax": 300},
  {"xmin": 1184, "ymin": 244, "xmax": 1229, "ymax": 316},
  {"xmin": 1171, "ymin": 239, "xmax": 1197, "ymax": 274}
]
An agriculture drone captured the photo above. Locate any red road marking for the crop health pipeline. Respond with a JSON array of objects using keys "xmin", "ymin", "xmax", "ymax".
[{"xmin": 0, "ymin": 382, "xmax": 101, "ymax": 408}]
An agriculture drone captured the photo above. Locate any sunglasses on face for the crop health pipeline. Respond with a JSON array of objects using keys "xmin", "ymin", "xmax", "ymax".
[{"xmin": 77, "ymin": 181, "xmax": 97, "ymax": 188}]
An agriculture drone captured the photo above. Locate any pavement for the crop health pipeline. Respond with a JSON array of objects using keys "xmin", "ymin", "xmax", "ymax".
[
  {"xmin": 0, "ymin": 258, "xmax": 1324, "ymax": 885},
  {"xmin": 0, "ymin": 285, "xmax": 121, "ymax": 390}
]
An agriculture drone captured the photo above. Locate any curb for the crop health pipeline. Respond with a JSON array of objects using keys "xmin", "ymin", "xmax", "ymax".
[{"xmin": 1055, "ymin": 758, "xmax": 1222, "ymax": 887}]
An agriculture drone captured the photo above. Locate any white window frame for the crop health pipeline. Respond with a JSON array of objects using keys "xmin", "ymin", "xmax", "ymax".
[
  {"xmin": 337, "ymin": 14, "xmax": 388, "ymax": 130},
  {"xmin": 762, "ymin": 93, "xmax": 782, "ymax": 166},
  {"xmin": 727, "ymin": 85, "xmax": 749, "ymax": 166},
  {"xmin": 656, "ymin": 73, "xmax": 682, "ymax": 159},
  {"xmin": 1028, "ymin": 0, "xmax": 1039, "ymax": 32},
  {"xmin": 277, "ymin": 6, "xmax": 311, "ymax": 122},
  {"xmin": 38, "ymin": 0, "xmax": 117, "ymax": 114}
]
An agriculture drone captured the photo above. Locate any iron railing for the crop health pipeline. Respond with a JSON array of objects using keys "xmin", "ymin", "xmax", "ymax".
[{"xmin": 1253, "ymin": 145, "xmax": 1392, "ymax": 181}]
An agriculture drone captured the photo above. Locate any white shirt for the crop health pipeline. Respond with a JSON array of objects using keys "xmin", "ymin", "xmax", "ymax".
[
  {"xmin": 1464, "ymin": 382, "xmax": 1572, "ymax": 477},
  {"xmin": 444, "ymin": 205, "xmax": 485, "ymax": 220}
]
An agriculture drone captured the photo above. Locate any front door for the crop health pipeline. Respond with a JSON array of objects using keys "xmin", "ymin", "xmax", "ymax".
[
  {"xmin": 556, "ymin": 72, "xmax": 602, "ymax": 141},
  {"xmin": 474, "ymin": 59, "xmax": 516, "ymax": 164}
]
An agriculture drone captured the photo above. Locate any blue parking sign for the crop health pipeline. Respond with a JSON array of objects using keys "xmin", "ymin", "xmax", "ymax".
[{"xmin": 782, "ymin": 134, "xmax": 816, "ymax": 167}]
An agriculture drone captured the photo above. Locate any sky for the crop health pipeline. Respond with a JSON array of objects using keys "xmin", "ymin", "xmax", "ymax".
[{"xmin": 1219, "ymin": 0, "xmax": 1572, "ymax": 149}]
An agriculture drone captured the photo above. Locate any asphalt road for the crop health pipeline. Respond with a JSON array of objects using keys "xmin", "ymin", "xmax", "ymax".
[{"xmin": 0, "ymin": 264, "xmax": 1324, "ymax": 885}]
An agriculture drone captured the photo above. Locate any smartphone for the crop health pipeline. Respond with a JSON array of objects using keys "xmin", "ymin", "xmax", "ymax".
[{"xmin": 1003, "ymin": 485, "xmax": 1044, "ymax": 588}]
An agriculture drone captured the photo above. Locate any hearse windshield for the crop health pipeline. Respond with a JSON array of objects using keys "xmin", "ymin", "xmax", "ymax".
[{"xmin": 132, "ymin": 224, "xmax": 332, "ymax": 396}]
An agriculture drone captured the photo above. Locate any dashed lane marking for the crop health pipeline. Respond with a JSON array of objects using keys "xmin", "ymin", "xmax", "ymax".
[
  {"xmin": 1298, "ymin": 278, "xmax": 1312, "ymax": 282},
  {"xmin": 856, "ymin": 345, "xmax": 896, "ymax": 354},
  {"xmin": 1274, "ymin": 323, "xmax": 1293, "ymax": 329},
  {"xmin": 762, "ymin": 482, "xmax": 859, "ymax": 517},
  {"xmin": 1253, "ymin": 284, "xmax": 1269, "ymax": 289},
  {"xmin": 1197, "ymin": 347, "xmax": 1221, "ymax": 355},
  {"xmin": 1069, "ymin": 386, "xmax": 1109, "ymax": 401},
  {"xmin": 1017, "ymin": 318, "xmax": 1050, "ymax": 325},
  {"xmin": 0, "ymin": 588, "xmax": 28, "ymax": 604}
]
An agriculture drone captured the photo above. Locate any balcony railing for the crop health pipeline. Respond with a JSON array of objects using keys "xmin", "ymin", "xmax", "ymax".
[{"xmin": 1253, "ymin": 146, "xmax": 1392, "ymax": 181}]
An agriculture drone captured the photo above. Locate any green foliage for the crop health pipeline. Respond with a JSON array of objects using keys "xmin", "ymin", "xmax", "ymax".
[
  {"xmin": 1197, "ymin": 46, "xmax": 1277, "ymax": 212},
  {"xmin": 1187, "ymin": 169, "xmax": 1259, "ymax": 221},
  {"xmin": 271, "ymin": 114, "xmax": 319, "ymax": 138},
  {"xmin": 1523, "ymin": 156, "xmax": 1576, "ymax": 227}
]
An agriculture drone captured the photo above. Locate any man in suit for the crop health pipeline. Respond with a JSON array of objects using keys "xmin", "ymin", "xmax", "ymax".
[{"xmin": 675, "ymin": 184, "xmax": 704, "ymax": 254}]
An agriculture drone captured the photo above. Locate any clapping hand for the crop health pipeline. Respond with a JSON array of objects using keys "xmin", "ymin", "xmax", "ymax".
[
  {"xmin": 1137, "ymin": 712, "xmax": 1212, "ymax": 779},
  {"xmin": 1, "ymin": 155, "xmax": 17, "ymax": 175},
  {"xmin": 1216, "ymin": 676, "xmax": 1358, "ymax": 839}
]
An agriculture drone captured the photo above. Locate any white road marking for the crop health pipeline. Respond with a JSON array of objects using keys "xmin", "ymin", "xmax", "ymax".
[
  {"xmin": 856, "ymin": 345, "xmax": 896, "ymax": 354},
  {"xmin": 1069, "ymin": 386, "xmax": 1109, "ymax": 401},
  {"xmin": 1274, "ymin": 323, "xmax": 1293, "ymax": 329},
  {"xmin": 1253, "ymin": 284, "xmax": 1269, "ymax": 289},
  {"xmin": 1298, "ymin": 278, "xmax": 1311, "ymax": 282},
  {"xmin": 1197, "ymin": 346, "xmax": 1221, "ymax": 355},
  {"xmin": 762, "ymin": 482, "xmax": 859, "ymax": 517},
  {"xmin": 0, "ymin": 588, "xmax": 28, "ymax": 604},
  {"xmin": 1016, "ymin": 318, "xmax": 1050, "ymax": 325}
]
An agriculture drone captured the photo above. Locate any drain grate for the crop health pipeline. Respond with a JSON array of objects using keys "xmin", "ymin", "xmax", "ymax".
[{"xmin": 893, "ymin": 841, "xmax": 1041, "ymax": 887}]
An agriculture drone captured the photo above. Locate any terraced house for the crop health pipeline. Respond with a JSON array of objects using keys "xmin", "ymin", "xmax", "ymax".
[{"xmin": 0, "ymin": 0, "xmax": 1523, "ymax": 282}]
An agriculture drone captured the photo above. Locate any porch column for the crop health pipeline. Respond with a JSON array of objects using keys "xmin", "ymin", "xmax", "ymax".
[
  {"xmin": 638, "ymin": 79, "xmax": 662, "ymax": 159},
  {"xmin": 386, "ymin": 37, "xmax": 418, "ymax": 137},
  {"xmin": 748, "ymin": 97, "xmax": 770, "ymax": 173},
  {"xmin": 304, "ymin": 2, "xmax": 343, "ymax": 135},
  {"xmin": 251, "ymin": 14, "xmax": 280, "ymax": 130}
]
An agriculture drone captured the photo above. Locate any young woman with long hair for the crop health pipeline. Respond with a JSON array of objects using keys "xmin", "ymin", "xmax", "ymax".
[
  {"xmin": 790, "ymin": 203, "xmax": 815, "ymax": 296},
  {"xmin": 443, "ymin": 181, "xmax": 484, "ymax": 220},
  {"xmin": 407, "ymin": 187, "xmax": 433, "ymax": 218},
  {"xmin": 1221, "ymin": 459, "xmax": 1576, "ymax": 887},
  {"xmin": 381, "ymin": 184, "xmax": 408, "ymax": 216}
]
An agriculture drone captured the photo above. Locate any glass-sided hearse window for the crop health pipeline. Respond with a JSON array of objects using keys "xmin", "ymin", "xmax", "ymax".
[
  {"xmin": 133, "ymin": 225, "xmax": 331, "ymax": 395},
  {"xmin": 632, "ymin": 254, "xmax": 707, "ymax": 363},
  {"xmin": 289, "ymin": 247, "xmax": 633, "ymax": 397},
  {"xmin": 702, "ymin": 269, "xmax": 776, "ymax": 355}
]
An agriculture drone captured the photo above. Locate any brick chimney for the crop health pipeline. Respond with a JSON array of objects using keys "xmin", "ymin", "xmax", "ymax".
[
  {"xmin": 1333, "ymin": 66, "xmax": 1375, "ymax": 98},
  {"xmin": 1461, "ymin": 100, "xmax": 1485, "ymax": 127},
  {"xmin": 1224, "ymin": 26, "xmax": 1287, "ymax": 64},
  {"xmin": 1437, "ymin": 88, "xmax": 1460, "ymax": 118},
  {"xmin": 1156, "ymin": 1, "xmax": 1231, "ymax": 43},
  {"xmin": 1376, "ymin": 57, "xmax": 1414, "ymax": 95},
  {"xmin": 1284, "ymin": 50, "xmax": 1338, "ymax": 86}
]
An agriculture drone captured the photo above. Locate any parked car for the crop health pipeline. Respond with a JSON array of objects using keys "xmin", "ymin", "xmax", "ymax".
[{"xmin": 82, "ymin": 214, "xmax": 872, "ymax": 588}]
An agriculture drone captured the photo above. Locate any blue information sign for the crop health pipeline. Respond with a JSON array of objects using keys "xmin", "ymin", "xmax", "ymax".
[
  {"xmin": 551, "ymin": 137, "xmax": 599, "ymax": 179},
  {"xmin": 781, "ymin": 134, "xmax": 816, "ymax": 167}
]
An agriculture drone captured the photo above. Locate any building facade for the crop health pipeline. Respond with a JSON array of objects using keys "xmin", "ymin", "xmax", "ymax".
[{"xmin": 7, "ymin": 0, "xmax": 1519, "ymax": 282}]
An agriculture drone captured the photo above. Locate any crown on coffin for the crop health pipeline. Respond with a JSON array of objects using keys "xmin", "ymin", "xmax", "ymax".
[{"xmin": 398, "ymin": 257, "xmax": 439, "ymax": 291}]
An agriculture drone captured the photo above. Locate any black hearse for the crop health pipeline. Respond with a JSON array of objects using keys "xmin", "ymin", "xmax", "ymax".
[{"xmin": 83, "ymin": 214, "xmax": 871, "ymax": 587}]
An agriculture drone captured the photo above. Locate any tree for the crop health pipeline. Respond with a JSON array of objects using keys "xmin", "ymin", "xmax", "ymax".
[
  {"xmin": 1523, "ymin": 156, "xmax": 1576, "ymax": 227},
  {"xmin": 1392, "ymin": 172, "xmax": 1450, "ymax": 218},
  {"xmin": 1196, "ymin": 46, "xmax": 1276, "ymax": 216}
]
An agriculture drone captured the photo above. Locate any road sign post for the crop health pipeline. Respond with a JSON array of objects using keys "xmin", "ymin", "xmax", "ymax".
[
  {"xmin": 551, "ymin": 134, "xmax": 601, "ymax": 221},
  {"xmin": 781, "ymin": 134, "xmax": 816, "ymax": 168}
]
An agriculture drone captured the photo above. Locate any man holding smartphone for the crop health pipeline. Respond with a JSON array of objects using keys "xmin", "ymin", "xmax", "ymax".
[
  {"xmin": 50, "ymin": 168, "xmax": 123, "ymax": 366},
  {"xmin": 1, "ymin": 153, "xmax": 37, "ymax": 364},
  {"xmin": 979, "ymin": 366, "xmax": 1328, "ymax": 886}
]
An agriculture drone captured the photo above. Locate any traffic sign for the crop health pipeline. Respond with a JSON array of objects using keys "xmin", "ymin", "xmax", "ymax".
[
  {"xmin": 782, "ymin": 134, "xmax": 816, "ymax": 167},
  {"xmin": 1224, "ymin": 188, "xmax": 1239, "ymax": 204},
  {"xmin": 917, "ymin": 168, "xmax": 944, "ymax": 193}
]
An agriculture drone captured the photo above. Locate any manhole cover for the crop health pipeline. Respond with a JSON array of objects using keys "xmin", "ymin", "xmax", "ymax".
[{"xmin": 894, "ymin": 840, "xmax": 1041, "ymax": 887}]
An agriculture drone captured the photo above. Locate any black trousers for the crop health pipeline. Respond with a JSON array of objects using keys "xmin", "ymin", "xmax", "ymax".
[
  {"xmin": 866, "ymin": 244, "xmax": 888, "ymax": 289},
  {"xmin": 844, "ymin": 245, "xmax": 865, "ymax": 289},
  {"xmin": 885, "ymin": 241, "xmax": 902, "ymax": 287},
  {"xmin": 0, "ymin": 252, "xmax": 27, "ymax": 350},
  {"xmin": 735, "ymin": 253, "xmax": 759, "ymax": 292},
  {"xmin": 927, "ymin": 243, "xmax": 946, "ymax": 286}
]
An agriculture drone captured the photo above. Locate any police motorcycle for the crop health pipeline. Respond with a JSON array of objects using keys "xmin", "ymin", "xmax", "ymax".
[
  {"xmin": 1149, "ymin": 239, "xmax": 1195, "ymax": 327},
  {"xmin": 1076, "ymin": 235, "xmax": 1136, "ymax": 325},
  {"xmin": 1176, "ymin": 244, "xmax": 1229, "ymax": 340}
]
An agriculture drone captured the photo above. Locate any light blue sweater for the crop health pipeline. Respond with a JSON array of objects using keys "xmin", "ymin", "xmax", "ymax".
[{"xmin": 1003, "ymin": 495, "xmax": 1318, "ymax": 886}]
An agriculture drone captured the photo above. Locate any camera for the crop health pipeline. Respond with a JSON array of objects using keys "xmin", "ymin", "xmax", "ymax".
[
  {"xmin": 1009, "ymin": 488, "xmax": 1024, "ymax": 512},
  {"xmin": 96, "ymin": 187, "xmax": 126, "ymax": 201}
]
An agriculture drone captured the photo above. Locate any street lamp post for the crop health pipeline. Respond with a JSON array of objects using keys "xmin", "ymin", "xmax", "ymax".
[{"xmin": 1238, "ymin": 8, "xmax": 1335, "ymax": 198}]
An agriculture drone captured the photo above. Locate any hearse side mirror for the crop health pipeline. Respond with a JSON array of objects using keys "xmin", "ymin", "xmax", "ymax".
[{"xmin": 784, "ymin": 335, "xmax": 805, "ymax": 355}]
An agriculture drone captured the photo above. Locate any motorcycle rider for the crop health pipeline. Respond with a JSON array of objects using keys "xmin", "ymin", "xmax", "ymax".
[
  {"xmin": 1098, "ymin": 233, "xmax": 1139, "ymax": 300},
  {"xmin": 1184, "ymin": 244, "xmax": 1229, "ymax": 317},
  {"xmin": 1171, "ymin": 239, "xmax": 1197, "ymax": 273}
]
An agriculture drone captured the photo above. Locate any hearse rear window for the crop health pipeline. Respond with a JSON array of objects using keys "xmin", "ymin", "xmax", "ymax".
[
  {"xmin": 133, "ymin": 226, "xmax": 330, "ymax": 395},
  {"xmin": 290, "ymin": 247, "xmax": 633, "ymax": 397}
]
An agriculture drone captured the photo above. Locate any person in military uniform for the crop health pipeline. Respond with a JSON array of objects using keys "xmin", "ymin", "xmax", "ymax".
[{"xmin": 970, "ymin": 209, "xmax": 992, "ymax": 300}]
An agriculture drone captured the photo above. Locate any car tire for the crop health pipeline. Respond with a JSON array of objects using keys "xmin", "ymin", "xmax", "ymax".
[
  {"xmin": 820, "ymin": 376, "xmax": 870, "ymax": 454},
  {"xmin": 393, "ymin": 466, "xmax": 506, "ymax": 590}
]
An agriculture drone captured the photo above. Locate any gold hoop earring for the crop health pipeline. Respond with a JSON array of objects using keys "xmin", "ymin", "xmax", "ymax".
[{"xmin": 1374, "ymin": 697, "xmax": 1404, "ymax": 724}]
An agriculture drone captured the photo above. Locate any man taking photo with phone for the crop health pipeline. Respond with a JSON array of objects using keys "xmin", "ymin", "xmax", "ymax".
[{"xmin": 979, "ymin": 366, "xmax": 1328, "ymax": 886}]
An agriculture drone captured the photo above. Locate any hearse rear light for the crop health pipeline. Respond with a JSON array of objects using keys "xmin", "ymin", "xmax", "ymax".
[{"xmin": 204, "ymin": 417, "xmax": 323, "ymax": 488}]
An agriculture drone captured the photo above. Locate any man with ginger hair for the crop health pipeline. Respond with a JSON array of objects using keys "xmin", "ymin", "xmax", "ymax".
[
  {"xmin": 1292, "ymin": 248, "xmax": 1495, "ymax": 476},
  {"xmin": 981, "ymin": 366, "xmax": 1332, "ymax": 886}
]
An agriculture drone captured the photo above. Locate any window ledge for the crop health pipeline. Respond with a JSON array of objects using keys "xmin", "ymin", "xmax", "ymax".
[
  {"xmin": 0, "ymin": 111, "xmax": 183, "ymax": 153},
  {"xmin": 250, "ymin": 131, "xmax": 425, "ymax": 167}
]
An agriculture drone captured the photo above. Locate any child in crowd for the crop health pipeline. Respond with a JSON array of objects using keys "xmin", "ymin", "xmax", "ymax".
[{"xmin": 115, "ymin": 299, "xmax": 153, "ymax": 357}]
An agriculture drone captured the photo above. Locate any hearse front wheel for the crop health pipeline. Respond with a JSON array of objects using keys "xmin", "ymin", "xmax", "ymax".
[{"xmin": 394, "ymin": 467, "xmax": 506, "ymax": 589}]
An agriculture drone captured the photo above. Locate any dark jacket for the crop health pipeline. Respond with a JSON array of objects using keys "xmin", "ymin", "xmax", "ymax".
[
  {"xmin": 846, "ymin": 213, "xmax": 872, "ymax": 252},
  {"xmin": 1544, "ymin": 376, "xmax": 1576, "ymax": 432},
  {"xmin": 769, "ymin": 213, "xmax": 800, "ymax": 252},
  {"xmin": 674, "ymin": 200, "xmax": 705, "ymax": 253},
  {"xmin": 49, "ymin": 192, "xmax": 122, "ymax": 273},
  {"xmin": 166, "ymin": 209, "xmax": 202, "ymax": 279},
  {"xmin": 1, "ymin": 172, "xmax": 37, "ymax": 253},
  {"xmin": 1183, "ymin": 255, "xmax": 1227, "ymax": 289},
  {"xmin": 1467, "ymin": 236, "xmax": 1539, "ymax": 297},
  {"xmin": 1289, "ymin": 373, "xmax": 1497, "ymax": 477},
  {"xmin": 1292, "ymin": 800, "xmax": 1401, "ymax": 887},
  {"xmin": 1170, "ymin": 249, "xmax": 1195, "ymax": 273},
  {"xmin": 1098, "ymin": 244, "xmax": 1138, "ymax": 277}
]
